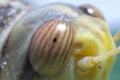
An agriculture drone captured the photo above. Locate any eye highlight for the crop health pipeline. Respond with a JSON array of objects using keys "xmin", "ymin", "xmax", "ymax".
[{"xmin": 79, "ymin": 4, "xmax": 105, "ymax": 20}]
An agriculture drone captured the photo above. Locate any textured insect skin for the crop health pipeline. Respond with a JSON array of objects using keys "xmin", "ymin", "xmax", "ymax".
[{"xmin": 0, "ymin": 1, "xmax": 120, "ymax": 80}]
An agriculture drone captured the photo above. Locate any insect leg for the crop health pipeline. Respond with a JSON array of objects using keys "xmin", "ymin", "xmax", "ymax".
[{"xmin": 113, "ymin": 31, "xmax": 120, "ymax": 43}]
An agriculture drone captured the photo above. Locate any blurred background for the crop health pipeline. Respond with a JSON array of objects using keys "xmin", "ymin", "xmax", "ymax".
[
  {"xmin": 22, "ymin": 0, "xmax": 120, "ymax": 33},
  {"xmin": 22, "ymin": 0, "xmax": 120, "ymax": 80}
]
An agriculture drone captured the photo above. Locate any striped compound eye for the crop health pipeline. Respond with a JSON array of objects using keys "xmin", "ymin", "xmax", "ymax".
[
  {"xmin": 29, "ymin": 20, "xmax": 74, "ymax": 77},
  {"xmin": 79, "ymin": 4, "xmax": 105, "ymax": 20}
]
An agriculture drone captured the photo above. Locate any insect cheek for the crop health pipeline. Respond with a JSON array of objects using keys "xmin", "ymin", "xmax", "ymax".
[{"xmin": 28, "ymin": 20, "xmax": 74, "ymax": 77}]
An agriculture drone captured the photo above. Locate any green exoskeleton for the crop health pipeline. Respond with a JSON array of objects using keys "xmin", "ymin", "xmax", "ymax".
[{"xmin": 0, "ymin": 0, "xmax": 120, "ymax": 80}]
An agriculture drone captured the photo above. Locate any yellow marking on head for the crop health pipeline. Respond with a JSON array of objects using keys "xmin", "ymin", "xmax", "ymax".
[{"xmin": 75, "ymin": 15, "xmax": 115, "ymax": 51}]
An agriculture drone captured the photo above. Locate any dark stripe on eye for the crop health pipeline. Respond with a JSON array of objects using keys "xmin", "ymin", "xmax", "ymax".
[
  {"xmin": 50, "ymin": 21, "xmax": 69, "ymax": 73},
  {"xmin": 30, "ymin": 21, "xmax": 55, "ymax": 63},
  {"xmin": 39, "ymin": 21, "xmax": 60, "ymax": 73},
  {"xmin": 51, "ymin": 21, "xmax": 73, "ymax": 74},
  {"xmin": 29, "ymin": 20, "xmax": 57, "ymax": 68},
  {"xmin": 36, "ymin": 20, "xmax": 58, "ymax": 70}
]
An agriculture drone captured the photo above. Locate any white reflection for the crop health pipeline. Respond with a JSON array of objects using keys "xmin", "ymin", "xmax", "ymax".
[
  {"xmin": 0, "ymin": 61, "xmax": 7, "ymax": 69},
  {"xmin": 56, "ymin": 23, "xmax": 67, "ymax": 32},
  {"xmin": 88, "ymin": 8, "xmax": 94, "ymax": 14}
]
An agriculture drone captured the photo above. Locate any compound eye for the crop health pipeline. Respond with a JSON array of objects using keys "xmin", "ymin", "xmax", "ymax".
[
  {"xmin": 79, "ymin": 4, "xmax": 105, "ymax": 20},
  {"xmin": 29, "ymin": 20, "xmax": 74, "ymax": 77}
]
